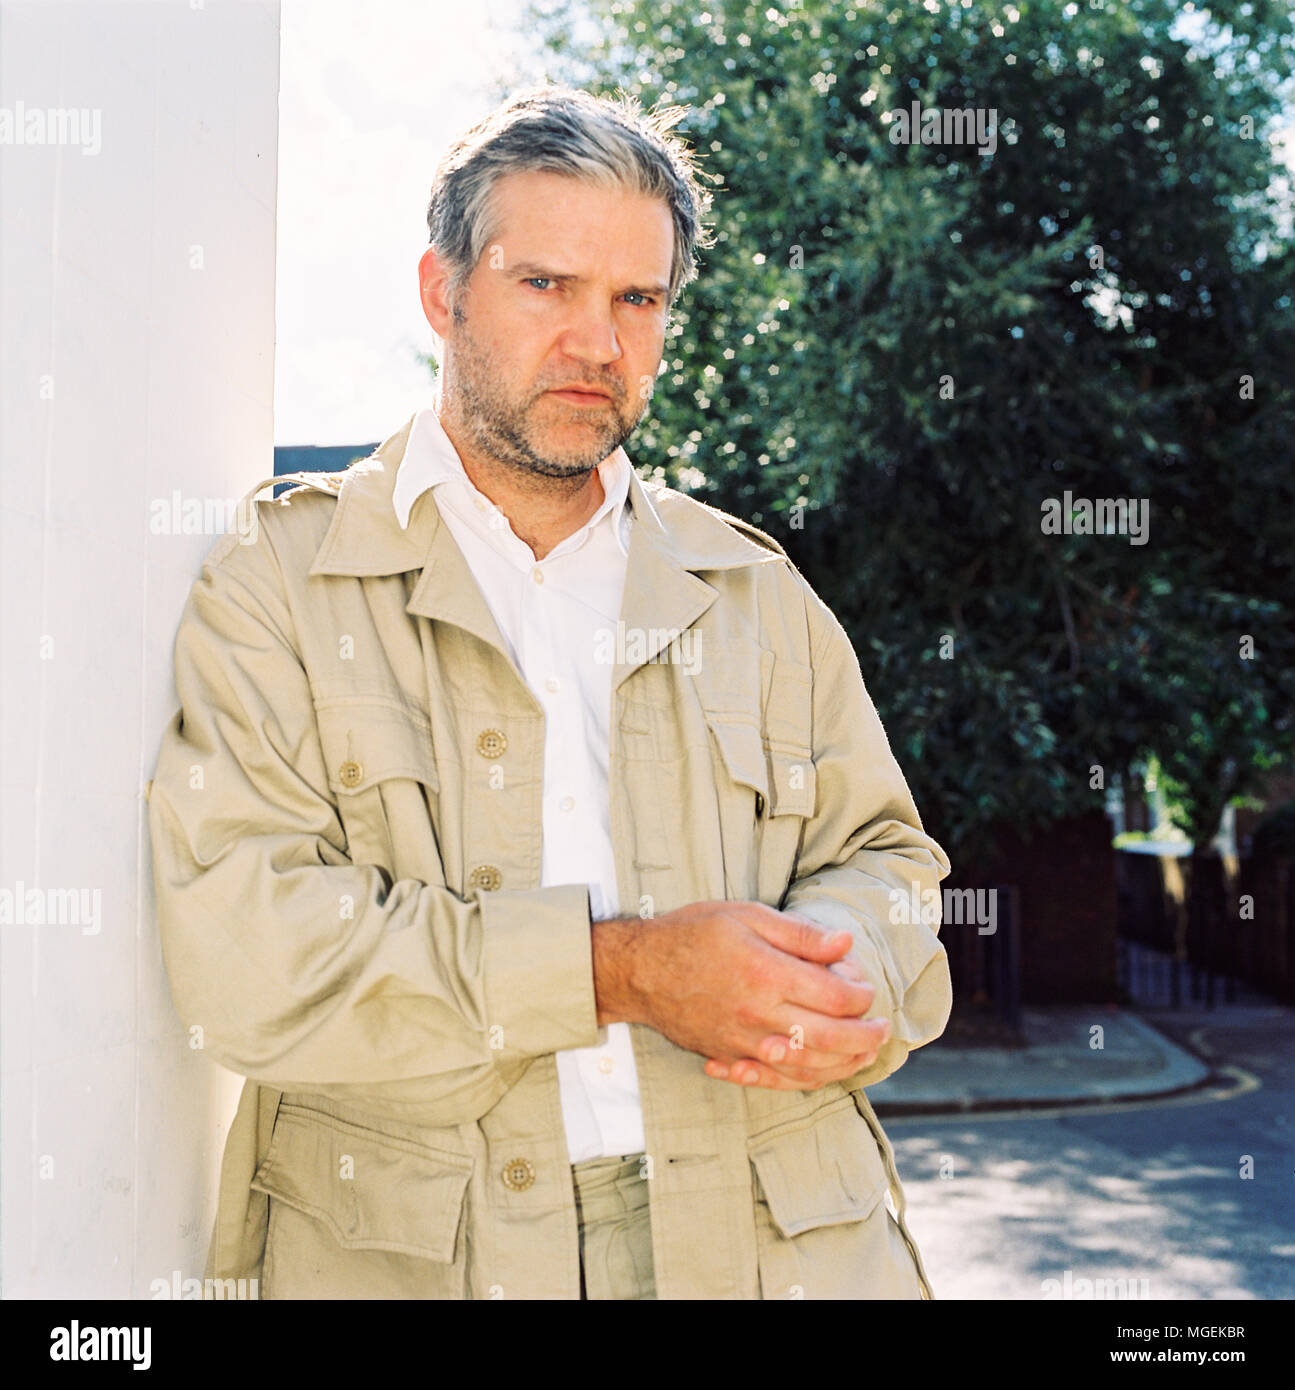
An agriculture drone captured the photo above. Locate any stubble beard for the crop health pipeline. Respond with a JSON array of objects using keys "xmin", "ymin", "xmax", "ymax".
[{"xmin": 443, "ymin": 306, "xmax": 646, "ymax": 484}]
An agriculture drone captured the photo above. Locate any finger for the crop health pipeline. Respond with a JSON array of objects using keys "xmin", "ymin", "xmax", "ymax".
[
  {"xmin": 761, "ymin": 1051, "xmax": 881, "ymax": 1084},
  {"xmin": 748, "ymin": 909, "xmax": 854, "ymax": 965},
  {"xmin": 761, "ymin": 1000, "xmax": 883, "ymax": 1050},
  {"xmin": 829, "ymin": 957, "xmax": 867, "ymax": 983},
  {"xmin": 705, "ymin": 1058, "xmax": 828, "ymax": 1092},
  {"xmin": 759, "ymin": 1016, "xmax": 891, "ymax": 1063},
  {"xmin": 773, "ymin": 953, "xmax": 877, "ymax": 1018},
  {"xmin": 761, "ymin": 1023, "xmax": 889, "ymax": 1073}
]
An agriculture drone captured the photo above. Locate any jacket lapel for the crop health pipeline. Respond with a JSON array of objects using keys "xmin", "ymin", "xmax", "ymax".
[
  {"xmin": 307, "ymin": 416, "xmax": 516, "ymax": 669},
  {"xmin": 305, "ymin": 413, "xmax": 784, "ymax": 691}
]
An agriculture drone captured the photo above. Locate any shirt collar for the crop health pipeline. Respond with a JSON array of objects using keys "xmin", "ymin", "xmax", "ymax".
[{"xmin": 392, "ymin": 406, "xmax": 633, "ymax": 559}]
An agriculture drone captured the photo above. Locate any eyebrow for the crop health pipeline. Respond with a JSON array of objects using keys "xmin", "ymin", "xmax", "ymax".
[{"xmin": 504, "ymin": 261, "xmax": 669, "ymax": 299}]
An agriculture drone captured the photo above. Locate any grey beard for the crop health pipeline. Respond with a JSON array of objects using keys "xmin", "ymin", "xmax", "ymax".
[
  {"xmin": 445, "ymin": 308, "xmax": 640, "ymax": 478},
  {"xmin": 463, "ymin": 390, "xmax": 634, "ymax": 478}
]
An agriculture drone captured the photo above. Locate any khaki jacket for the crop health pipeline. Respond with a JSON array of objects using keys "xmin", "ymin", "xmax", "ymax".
[{"xmin": 148, "ymin": 415, "xmax": 953, "ymax": 1300}]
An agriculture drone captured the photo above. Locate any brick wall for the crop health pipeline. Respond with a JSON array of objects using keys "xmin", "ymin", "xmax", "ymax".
[{"xmin": 943, "ymin": 810, "xmax": 1120, "ymax": 1005}]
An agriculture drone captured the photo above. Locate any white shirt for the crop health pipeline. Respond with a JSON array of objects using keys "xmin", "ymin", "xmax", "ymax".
[{"xmin": 392, "ymin": 406, "xmax": 646, "ymax": 1163}]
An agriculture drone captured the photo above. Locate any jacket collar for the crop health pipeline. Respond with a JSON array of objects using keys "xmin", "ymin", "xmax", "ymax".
[
  {"xmin": 308, "ymin": 414, "xmax": 783, "ymax": 684},
  {"xmin": 392, "ymin": 406, "xmax": 634, "ymax": 559}
]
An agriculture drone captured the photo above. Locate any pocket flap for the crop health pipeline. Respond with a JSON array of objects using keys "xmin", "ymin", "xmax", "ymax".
[
  {"xmin": 709, "ymin": 719, "xmax": 816, "ymax": 819},
  {"xmin": 748, "ymin": 1097, "xmax": 888, "ymax": 1238},
  {"xmin": 249, "ymin": 1104, "xmax": 471, "ymax": 1262},
  {"xmin": 708, "ymin": 718, "xmax": 769, "ymax": 802},
  {"xmin": 314, "ymin": 701, "xmax": 440, "ymax": 796},
  {"xmin": 766, "ymin": 750, "xmax": 816, "ymax": 818}
]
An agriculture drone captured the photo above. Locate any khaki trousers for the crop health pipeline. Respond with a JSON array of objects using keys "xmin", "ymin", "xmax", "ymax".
[{"xmin": 571, "ymin": 1153, "xmax": 657, "ymax": 1300}]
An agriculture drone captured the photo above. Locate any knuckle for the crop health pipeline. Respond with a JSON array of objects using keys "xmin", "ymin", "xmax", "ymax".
[
  {"xmin": 721, "ymin": 1027, "xmax": 750, "ymax": 1056},
  {"xmin": 825, "ymin": 979, "xmax": 862, "ymax": 1015},
  {"xmin": 741, "ymin": 952, "xmax": 774, "ymax": 990},
  {"xmin": 732, "ymin": 997, "xmax": 761, "ymax": 1030}
]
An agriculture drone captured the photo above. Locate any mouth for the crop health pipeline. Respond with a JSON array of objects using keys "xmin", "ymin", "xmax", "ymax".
[{"xmin": 546, "ymin": 386, "xmax": 615, "ymax": 407}]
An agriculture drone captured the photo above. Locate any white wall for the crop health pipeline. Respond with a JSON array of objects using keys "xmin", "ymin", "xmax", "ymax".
[{"xmin": 0, "ymin": 0, "xmax": 280, "ymax": 1298}]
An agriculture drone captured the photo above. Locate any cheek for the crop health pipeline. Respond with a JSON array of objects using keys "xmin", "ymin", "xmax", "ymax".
[{"xmin": 626, "ymin": 333, "xmax": 665, "ymax": 392}]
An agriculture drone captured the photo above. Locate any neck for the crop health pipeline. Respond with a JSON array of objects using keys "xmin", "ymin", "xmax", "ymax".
[{"xmin": 435, "ymin": 403, "xmax": 607, "ymax": 562}]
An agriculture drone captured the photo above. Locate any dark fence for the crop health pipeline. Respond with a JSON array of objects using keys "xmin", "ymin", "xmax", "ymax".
[
  {"xmin": 941, "ymin": 883, "xmax": 1021, "ymax": 1034},
  {"xmin": 1115, "ymin": 846, "xmax": 1295, "ymax": 1005}
]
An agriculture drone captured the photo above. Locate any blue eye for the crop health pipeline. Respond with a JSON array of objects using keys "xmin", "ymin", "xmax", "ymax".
[{"xmin": 525, "ymin": 277, "xmax": 554, "ymax": 291}]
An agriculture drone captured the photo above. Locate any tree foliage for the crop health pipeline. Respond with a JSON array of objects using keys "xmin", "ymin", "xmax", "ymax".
[{"xmin": 527, "ymin": 0, "xmax": 1295, "ymax": 858}]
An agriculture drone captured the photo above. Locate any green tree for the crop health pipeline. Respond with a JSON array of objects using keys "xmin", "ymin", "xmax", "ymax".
[{"xmin": 528, "ymin": 0, "xmax": 1295, "ymax": 861}]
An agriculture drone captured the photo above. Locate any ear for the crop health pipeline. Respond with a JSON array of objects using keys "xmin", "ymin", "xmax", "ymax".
[{"xmin": 419, "ymin": 246, "xmax": 456, "ymax": 337}]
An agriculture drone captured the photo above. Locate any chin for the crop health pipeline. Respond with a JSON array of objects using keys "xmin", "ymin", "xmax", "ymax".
[{"xmin": 534, "ymin": 430, "xmax": 620, "ymax": 465}]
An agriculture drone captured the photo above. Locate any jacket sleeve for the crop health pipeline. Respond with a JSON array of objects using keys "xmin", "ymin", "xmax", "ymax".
[
  {"xmin": 147, "ymin": 513, "xmax": 600, "ymax": 1114},
  {"xmin": 778, "ymin": 586, "xmax": 953, "ymax": 1089}
]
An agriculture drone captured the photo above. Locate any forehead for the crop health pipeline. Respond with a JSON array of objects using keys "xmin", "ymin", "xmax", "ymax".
[{"xmin": 482, "ymin": 169, "xmax": 674, "ymax": 275}]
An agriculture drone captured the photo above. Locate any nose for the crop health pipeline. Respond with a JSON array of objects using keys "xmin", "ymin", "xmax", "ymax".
[{"xmin": 560, "ymin": 294, "xmax": 622, "ymax": 368}]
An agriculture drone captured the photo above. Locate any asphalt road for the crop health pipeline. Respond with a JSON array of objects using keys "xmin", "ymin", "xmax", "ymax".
[{"xmin": 886, "ymin": 998, "xmax": 1295, "ymax": 1300}]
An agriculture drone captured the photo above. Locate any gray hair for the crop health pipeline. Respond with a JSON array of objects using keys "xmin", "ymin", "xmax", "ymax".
[{"xmin": 426, "ymin": 85, "xmax": 714, "ymax": 311}]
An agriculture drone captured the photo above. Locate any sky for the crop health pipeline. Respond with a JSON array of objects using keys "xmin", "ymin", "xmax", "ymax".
[{"xmin": 274, "ymin": 0, "xmax": 535, "ymax": 445}]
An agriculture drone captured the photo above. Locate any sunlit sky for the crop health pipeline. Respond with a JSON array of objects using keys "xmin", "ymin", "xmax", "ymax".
[
  {"xmin": 274, "ymin": 0, "xmax": 1293, "ymax": 446},
  {"xmin": 274, "ymin": 0, "xmax": 535, "ymax": 444}
]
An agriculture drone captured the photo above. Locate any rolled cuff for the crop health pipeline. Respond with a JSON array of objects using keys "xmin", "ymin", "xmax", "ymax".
[{"xmin": 480, "ymin": 884, "xmax": 600, "ymax": 1059}]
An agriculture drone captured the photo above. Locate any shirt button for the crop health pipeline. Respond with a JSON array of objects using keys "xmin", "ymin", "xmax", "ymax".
[
  {"xmin": 476, "ymin": 729, "xmax": 507, "ymax": 759},
  {"xmin": 597, "ymin": 1056, "xmax": 615, "ymax": 1075},
  {"xmin": 559, "ymin": 796, "xmax": 575, "ymax": 812},
  {"xmin": 545, "ymin": 676, "xmax": 561, "ymax": 693},
  {"xmin": 532, "ymin": 568, "xmax": 544, "ymax": 584},
  {"xmin": 338, "ymin": 760, "xmax": 363, "ymax": 788},
  {"xmin": 501, "ymin": 1157, "xmax": 536, "ymax": 1192},
  {"xmin": 468, "ymin": 864, "xmax": 502, "ymax": 892}
]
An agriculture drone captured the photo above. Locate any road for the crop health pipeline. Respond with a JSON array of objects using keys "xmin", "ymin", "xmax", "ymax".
[{"xmin": 885, "ymin": 998, "xmax": 1295, "ymax": 1299}]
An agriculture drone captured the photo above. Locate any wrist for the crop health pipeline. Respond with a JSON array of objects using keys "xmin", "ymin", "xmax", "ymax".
[{"xmin": 591, "ymin": 917, "xmax": 649, "ymax": 1027}]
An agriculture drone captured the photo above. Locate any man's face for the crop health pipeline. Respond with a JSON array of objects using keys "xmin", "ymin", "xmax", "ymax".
[{"xmin": 434, "ymin": 170, "xmax": 675, "ymax": 478}]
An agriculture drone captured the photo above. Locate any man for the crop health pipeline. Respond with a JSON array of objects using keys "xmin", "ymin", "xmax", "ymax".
[{"xmin": 149, "ymin": 86, "xmax": 953, "ymax": 1300}]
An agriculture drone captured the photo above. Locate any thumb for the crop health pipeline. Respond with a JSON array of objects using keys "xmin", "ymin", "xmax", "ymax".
[{"xmin": 753, "ymin": 911, "xmax": 853, "ymax": 963}]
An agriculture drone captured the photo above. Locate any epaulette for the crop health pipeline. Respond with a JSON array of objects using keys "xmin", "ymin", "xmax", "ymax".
[
  {"xmin": 261, "ymin": 469, "xmax": 347, "ymax": 499},
  {"xmin": 201, "ymin": 469, "xmax": 352, "ymax": 568},
  {"xmin": 696, "ymin": 499, "xmax": 791, "ymax": 560},
  {"xmin": 222, "ymin": 469, "xmax": 350, "ymax": 517}
]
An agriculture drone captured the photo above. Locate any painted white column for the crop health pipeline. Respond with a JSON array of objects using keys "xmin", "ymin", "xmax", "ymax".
[{"xmin": 1, "ymin": 0, "xmax": 280, "ymax": 1298}]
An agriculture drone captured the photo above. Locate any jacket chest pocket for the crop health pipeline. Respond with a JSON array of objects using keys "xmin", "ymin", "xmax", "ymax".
[
  {"xmin": 697, "ymin": 649, "xmax": 817, "ymax": 903},
  {"xmin": 696, "ymin": 643, "xmax": 817, "ymax": 814},
  {"xmin": 707, "ymin": 717, "xmax": 816, "ymax": 821},
  {"xmin": 250, "ymin": 1103, "xmax": 473, "ymax": 1299},
  {"xmin": 315, "ymin": 700, "xmax": 443, "ymax": 885}
]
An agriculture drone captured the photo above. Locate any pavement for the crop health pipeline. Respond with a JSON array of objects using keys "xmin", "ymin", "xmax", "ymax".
[
  {"xmin": 881, "ymin": 989, "xmax": 1295, "ymax": 1299},
  {"xmin": 868, "ymin": 1004, "xmax": 1215, "ymax": 1115}
]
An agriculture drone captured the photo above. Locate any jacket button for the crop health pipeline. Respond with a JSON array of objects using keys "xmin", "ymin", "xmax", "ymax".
[
  {"xmin": 501, "ymin": 1157, "xmax": 536, "ymax": 1192},
  {"xmin": 339, "ymin": 760, "xmax": 363, "ymax": 788},
  {"xmin": 468, "ymin": 864, "xmax": 502, "ymax": 892},
  {"xmin": 476, "ymin": 729, "xmax": 507, "ymax": 759}
]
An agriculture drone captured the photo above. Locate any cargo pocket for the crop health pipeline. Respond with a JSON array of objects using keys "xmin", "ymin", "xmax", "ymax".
[
  {"xmin": 313, "ymin": 699, "xmax": 442, "ymax": 880},
  {"xmin": 250, "ymin": 1103, "xmax": 472, "ymax": 1300},
  {"xmin": 748, "ymin": 1094, "xmax": 926, "ymax": 1300}
]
